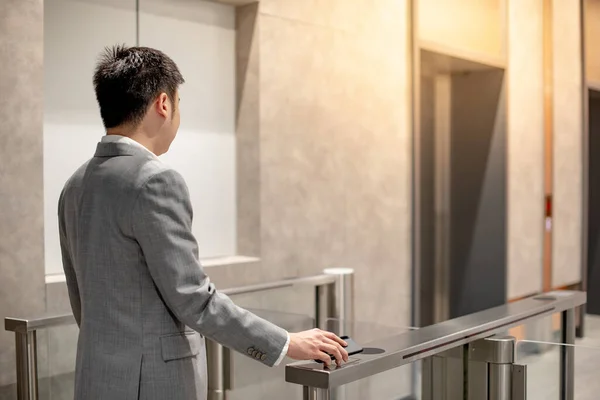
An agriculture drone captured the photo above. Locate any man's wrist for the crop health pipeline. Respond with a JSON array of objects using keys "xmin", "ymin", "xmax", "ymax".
[{"xmin": 273, "ymin": 331, "xmax": 290, "ymax": 366}]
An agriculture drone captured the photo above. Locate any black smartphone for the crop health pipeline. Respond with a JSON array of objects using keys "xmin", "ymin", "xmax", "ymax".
[
  {"xmin": 340, "ymin": 336, "xmax": 363, "ymax": 356},
  {"xmin": 315, "ymin": 335, "xmax": 363, "ymax": 363}
]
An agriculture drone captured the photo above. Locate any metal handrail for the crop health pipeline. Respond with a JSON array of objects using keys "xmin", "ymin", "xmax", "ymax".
[
  {"xmin": 4, "ymin": 273, "xmax": 339, "ymax": 334},
  {"xmin": 221, "ymin": 274, "xmax": 337, "ymax": 296},
  {"xmin": 5, "ymin": 314, "xmax": 76, "ymax": 334},
  {"xmin": 287, "ymin": 290, "xmax": 585, "ymax": 400},
  {"xmin": 4, "ymin": 268, "xmax": 355, "ymax": 400}
]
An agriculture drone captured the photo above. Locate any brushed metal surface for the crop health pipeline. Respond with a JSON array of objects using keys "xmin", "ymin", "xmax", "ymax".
[
  {"xmin": 469, "ymin": 336, "xmax": 515, "ymax": 364},
  {"xmin": 489, "ymin": 364, "xmax": 512, "ymax": 400},
  {"xmin": 5, "ymin": 315, "xmax": 76, "ymax": 334},
  {"xmin": 286, "ymin": 291, "xmax": 586, "ymax": 389}
]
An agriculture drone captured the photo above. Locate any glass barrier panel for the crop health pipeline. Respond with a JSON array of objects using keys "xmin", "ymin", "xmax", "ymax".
[
  {"xmin": 228, "ymin": 308, "xmax": 314, "ymax": 399},
  {"xmin": 323, "ymin": 318, "xmax": 420, "ymax": 400},
  {"xmin": 341, "ymin": 362, "xmax": 420, "ymax": 400},
  {"xmin": 516, "ymin": 339, "xmax": 600, "ymax": 400},
  {"xmin": 30, "ymin": 286, "xmax": 417, "ymax": 399},
  {"xmin": 508, "ymin": 313, "xmax": 561, "ymax": 344},
  {"xmin": 35, "ymin": 324, "xmax": 78, "ymax": 400},
  {"xmin": 231, "ymin": 286, "xmax": 317, "ymax": 320}
]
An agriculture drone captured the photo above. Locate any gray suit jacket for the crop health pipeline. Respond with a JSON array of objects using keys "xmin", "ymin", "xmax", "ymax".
[{"xmin": 58, "ymin": 141, "xmax": 288, "ymax": 400}]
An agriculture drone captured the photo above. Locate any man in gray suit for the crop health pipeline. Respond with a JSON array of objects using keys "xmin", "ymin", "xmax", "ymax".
[{"xmin": 58, "ymin": 45, "xmax": 348, "ymax": 400}]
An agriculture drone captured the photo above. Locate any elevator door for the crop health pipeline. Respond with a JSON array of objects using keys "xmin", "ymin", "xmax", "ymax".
[
  {"xmin": 587, "ymin": 90, "xmax": 600, "ymax": 315},
  {"xmin": 417, "ymin": 50, "xmax": 507, "ymax": 325}
]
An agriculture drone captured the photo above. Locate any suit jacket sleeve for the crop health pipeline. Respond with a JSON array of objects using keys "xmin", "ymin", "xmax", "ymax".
[
  {"xmin": 131, "ymin": 168, "xmax": 288, "ymax": 367},
  {"xmin": 58, "ymin": 188, "xmax": 82, "ymax": 327}
]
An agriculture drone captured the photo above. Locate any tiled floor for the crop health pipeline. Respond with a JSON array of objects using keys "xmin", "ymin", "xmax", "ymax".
[{"xmin": 577, "ymin": 314, "xmax": 600, "ymax": 347}]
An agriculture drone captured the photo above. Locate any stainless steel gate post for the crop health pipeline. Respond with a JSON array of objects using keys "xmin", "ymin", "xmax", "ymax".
[
  {"xmin": 422, "ymin": 356, "xmax": 433, "ymax": 400},
  {"xmin": 303, "ymin": 386, "xmax": 331, "ymax": 400},
  {"xmin": 421, "ymin": 346, "xmax": 464, "ymax": 400},
  {"xmin": 560, "ymin": 309, "xmax": 575, "ymax": 400},
  {"xmin": 489, "ymin": 362, "xmax": 512, "ymax": 400},
  {"xmin": 206, "ymin": 339, "xmax": 232, "ymax": 400},
  {"xmin": 469, "ymin": 336, "xmax": 515, "ymax": 400},
  {"xmin": 15, "ymin": 331, "xmax": 38, "ymax": 400},
  {"xmin": 315, "ymin": 268, "xmax": 354, "ymax": 334},
  {"xmin": 315, "ymin": 281, "xmax": 334, "ymax": 330},
  {"xmin": 467, "ymin": 336, "xmax": 527, "ymax": 400}
]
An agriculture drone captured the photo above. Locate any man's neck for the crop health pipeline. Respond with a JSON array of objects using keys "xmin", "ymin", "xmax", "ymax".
[{"xmin": 106, "ymin": 128, "xmax": 159, "ymax": 155}]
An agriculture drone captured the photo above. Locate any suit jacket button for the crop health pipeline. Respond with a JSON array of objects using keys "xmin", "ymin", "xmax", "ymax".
[
  {"xmin": 260, "ymin": 354, "xmax": 267, "ymax": 361},
  {"xmin": 252, "ymin": 350, "xmax": 258, "ymax": 358},
  {"xmin": 256, "ymin": 353, "xmax": 262, "ymax": 359},
  {"xmin": 247, "ymin": 348, "xmax": 254, "ymax": 355}
]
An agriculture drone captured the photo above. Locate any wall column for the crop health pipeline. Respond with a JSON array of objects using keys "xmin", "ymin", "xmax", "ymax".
[{"xmin": 0, "ymin": 0, "xmax": 46, "ymax": 395}]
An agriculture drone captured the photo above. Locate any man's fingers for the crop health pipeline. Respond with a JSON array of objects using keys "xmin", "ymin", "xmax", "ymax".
[
  {"xmin": 323, "ymin": 331, "xmax": 347, "ymax": 347},
  {"xmin": 323, "ymin": 337, "xmax": 349, "ymax": 362},
  {"xmin": 316, "ymin": 351, "xmax": 332, "ymax": 366},
  {"xmin": 320, "ymin": 343, "xmax": 343, "ymax": 366}
]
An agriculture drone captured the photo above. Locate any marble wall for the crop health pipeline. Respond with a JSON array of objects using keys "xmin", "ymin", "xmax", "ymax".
[
  {"xmin": 506, "ymin": 0, "xmax": 545, "ymax": 299},
  {"xmin": 236, "ymin": 0, "xmax": 413, "ymax": 327},
  {"xmin": 552, "ymin": 0, "xmax": 584, "ymax": 288},
  {"xmin": 0, "ymin": 0, "xmax": 46, "ymax": 395},
  {"xmin": 233, "ymin": 1, "xmax": 414, "ymax": 396},
  {"xmin": 236, "ymin": 3, "xmax": 261, "ymax": 258},
  {"xmin": 418, "ymin": 0, "xmax": 506, "ymax": 62}
]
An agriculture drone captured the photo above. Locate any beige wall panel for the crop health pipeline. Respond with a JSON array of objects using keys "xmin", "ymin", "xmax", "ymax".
[
  {"xmin": 507, "ymin": 0, "xmax": 544, "ymax": 299},
  {"xmin": 0, "ymin": 0, "xmax": 46, "ymax": 392},
  {"xmin": 552, "ymin": 0, "xmax": 584, "ymax": 288},
  {"xmin": 258, "ymin": 15, "xmax": 347, "ymax": 284},
  {"xmin": 585, "ymin": 0, "xmax": 600, "ymax": 83},
  {"xmin": 254, "ymin": 0, "xmax": 412, "ymax": 331},
  {"xmin": 418, "ymin": 0, "xmax": 505, "ymax": 62},
  {"xmin": 260, "ymin": 0, "xmax": 403, "ymax": 38},
  {"xmin": 236, "ymin": 4, "xmax": 262, "ymax": 257},
  {"xmin": 235, "ymin": 2, "xmax": 413, "ymax": 395}
]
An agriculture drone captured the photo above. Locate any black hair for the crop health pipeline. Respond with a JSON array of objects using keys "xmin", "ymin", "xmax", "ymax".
[{"xmin": 93, "ymin": 44, "xmax": 184, "ymax": 129}]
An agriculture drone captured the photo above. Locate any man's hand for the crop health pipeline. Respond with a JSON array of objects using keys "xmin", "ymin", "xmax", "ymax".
[{"xmin": 287, "ymin": 329, "xmax": 349, "ymax": 367}]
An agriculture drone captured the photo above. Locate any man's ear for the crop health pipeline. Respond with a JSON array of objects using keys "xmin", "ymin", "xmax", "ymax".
[{"xmin": 155, "ymin": 93, "xmax": 169, "ymax": 118}]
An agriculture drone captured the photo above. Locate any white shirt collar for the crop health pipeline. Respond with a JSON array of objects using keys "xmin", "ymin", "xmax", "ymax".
[{"xmin": 101, "ymin": 135, "xmax": 159, "ymax": 160}]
